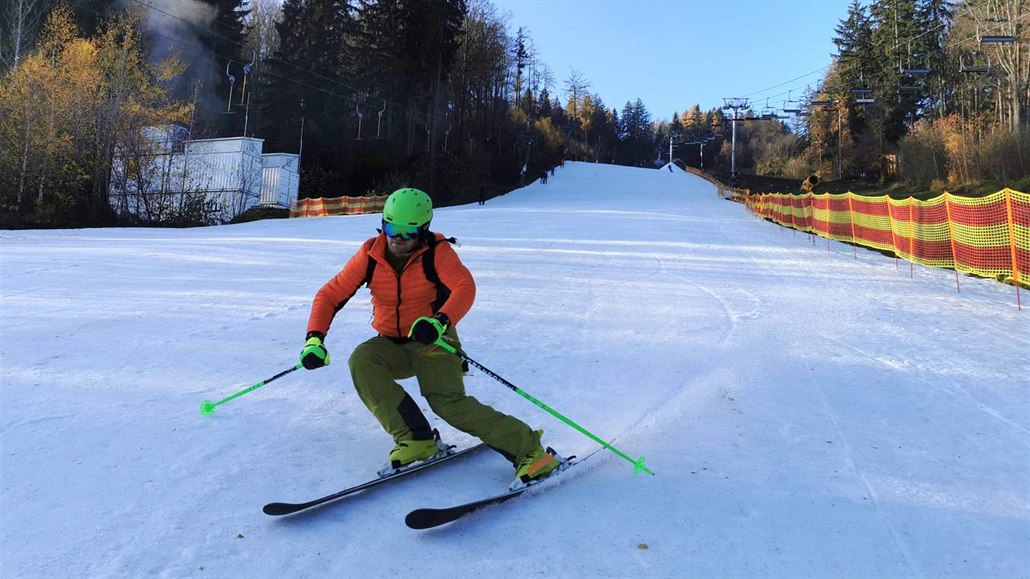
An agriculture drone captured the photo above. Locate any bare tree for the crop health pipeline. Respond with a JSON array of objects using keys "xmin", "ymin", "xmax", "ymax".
[
  {"xmin": 243, "ymin": 0, "xmax": 282, "ymax": 61},
  {"xmin": 563, "ymin": 67, "xmax": 590, "ymax": 119},
  {"xmin": 1, "ymin": 0, "xmax": 46, "ymax": 71}
]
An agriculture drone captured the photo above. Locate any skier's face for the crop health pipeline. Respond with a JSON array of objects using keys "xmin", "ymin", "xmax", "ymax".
[{"xmin": 386, "ymin": 235, "xmax": 419, "ymax": 258}]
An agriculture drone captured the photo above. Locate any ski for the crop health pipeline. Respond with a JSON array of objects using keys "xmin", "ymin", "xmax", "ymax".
[
  {"xmin": 263, "ymin": 443, "xmax": 487, "ymax": 516},
  {"xmin": 404, "ymin": 449, "xmax": 577, "ymax": 529}
]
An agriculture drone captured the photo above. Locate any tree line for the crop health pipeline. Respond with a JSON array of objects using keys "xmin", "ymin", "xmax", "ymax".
[
  {"xmin": 1, "ymin": 0, "xmax": 723, "ymax": 228},
  {"xmin": 11, "ymin": 1, "xmax": 1012, "ymax": 229},
  {"xmin": 729, "ymin": 0, "xmax": 1028, "ymax": 193}
]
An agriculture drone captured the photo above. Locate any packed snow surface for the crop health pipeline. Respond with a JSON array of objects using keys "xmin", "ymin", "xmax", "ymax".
[{"xmin": 2, "ymin": 162, "xmax": 1027, "ymax": 578}]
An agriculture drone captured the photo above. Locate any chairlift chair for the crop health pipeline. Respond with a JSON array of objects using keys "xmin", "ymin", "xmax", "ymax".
[
  {"xmin": 977, "ymin": 21, "xmax": 1017, "ymax": 44},
  {"xmin": 901, "ymin": 65, "xmax": 931, "ymax": 75},
  {"xmin": 978, "ymin": 34, "xmax": 1017, "ymax": 43},
  {"xmin": 960, "ymin": 53, "xmax": 990, "ymax": 74},
  {"xmin": 223, "ymin": 61, "xmax": 237, "ymax": 115},
  {"xmin": 376, "ymin": 100, "xmax": 387, "ymax": 138},
  {"xmin": 850, "ymin": 87, "xmax": 875, "ymax": 105},
  {"xmin": 782, "ymin": 92, "xmax": 801, "ymax": 114},
  {"xmin": 901, "ymin": 41, "xmax": 931, "ymax": 76},
  {"xmin": 354, "ymin": 99, "xmax": 365, "ymax": 140}
]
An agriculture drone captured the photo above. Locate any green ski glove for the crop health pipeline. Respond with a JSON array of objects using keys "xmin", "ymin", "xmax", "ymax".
[
  {"xmin": 409, "ymin": 313, "xmax": 449, "ymax": 345},
  {"xmin": 300, "ymin": 336, "xmax": 331, "ymax": 369}
]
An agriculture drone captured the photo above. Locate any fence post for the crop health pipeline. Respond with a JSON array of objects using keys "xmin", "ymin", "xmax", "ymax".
[
  {"xmin": 887, "ymin": 196, "xmax": 900, "ymax": 271},
  {"xmin": 847, "ymin": 191, "xmax": 858, "ymax": 259},
  {"xmin": 1002, "ymin": 188, "xmax": 1022, "ymax": 310},
  {"xmin": 908, "ymin": 196, "xmax": 915, "ymax": 278},
  {"xmin": 943, "ymin": 191, "xmax": 961, "ymax": 292}
]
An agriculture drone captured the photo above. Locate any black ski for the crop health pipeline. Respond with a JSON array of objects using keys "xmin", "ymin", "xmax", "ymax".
[
  {"xmin": 405, "ymin": 450, "xmax": 578, "ymax": 529},
  {"xmin": 263, "ymin": 443, "xmax": 487, "ymax": 516}
]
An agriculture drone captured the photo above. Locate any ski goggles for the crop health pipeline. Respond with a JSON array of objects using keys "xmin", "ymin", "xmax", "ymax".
[{"xmin": 382, "ymin": 220, "xmax": 422, "ymax": 241}]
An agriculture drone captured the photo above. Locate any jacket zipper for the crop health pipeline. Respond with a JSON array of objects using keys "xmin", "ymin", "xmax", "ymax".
[{"xmin": 390, "ymin": 245, "xmax": 428, "ymax": 339}]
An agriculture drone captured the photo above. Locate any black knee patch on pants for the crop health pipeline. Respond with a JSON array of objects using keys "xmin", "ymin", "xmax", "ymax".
[{"xmin": 398, "ymin": 393, "xmax": 433, "ymax": 440}]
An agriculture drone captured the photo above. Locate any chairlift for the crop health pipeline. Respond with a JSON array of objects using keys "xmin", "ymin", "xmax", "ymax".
[
  {"xmin": 781, "ymin": 91, "xmax": 801, "ymax": 114},
  {"xmin": 901, "ymin": 41, "xmax": 931, "ymax": 76},
  {"xmin": 376, "ymin": 99, "xmax": 387, "ymax": 138},
  {"xmin": 760, "ymin": 98, "xmax": 776, "ymax": 120},
  {"xmin": 960, "ymin": 53, "xmax": 990, "ymax": 74},
  {"xmin": 850, "ymin": 86, "xmax": 875, "ymax": 105},
  {"xmin": 239, "ymin": 53, "xmax": 255, "ymax": 105},
  {"xmin": 223, "ymin": 61, "xmax": 237, "ymax": 115},
  {"xmin": 354, "ymin": 98, "xmax": 365, "ymax": 140},
  {"xmin": 977, "ymin": 21, "xmax": 1017, "ymax": 44},
  {"xmin": 901, "ymin": 65, "xmax": 931, "ymax": 75},
  {"xmin": 979, "ymin": 34, "xmax": 1017, "ymax": 43},
  {"xmin": 809, "ymin": 98, "xmax": 832, "ymax": 107}
]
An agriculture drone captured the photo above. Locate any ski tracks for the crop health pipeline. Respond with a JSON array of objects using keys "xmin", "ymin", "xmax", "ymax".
[
  {"xmin": 650, "ymin": 254, "xmax": 763, "ymax": 348},
  {"xmin": 798, "ymin": 356, "xmax": 927, "ymax": 579},
  {"xmin": 817, "ymin": 335, "xmax": 1030, "ymax": 443}
]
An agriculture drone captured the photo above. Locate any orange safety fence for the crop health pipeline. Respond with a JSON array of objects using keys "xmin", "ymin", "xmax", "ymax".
[
  {"xmin": 745, "ymin": 188, "xmax": 1029, "ymax": 300},
  {"xmin": 290, "ymin": 195, "xmax": 388, "ymax": 218}
]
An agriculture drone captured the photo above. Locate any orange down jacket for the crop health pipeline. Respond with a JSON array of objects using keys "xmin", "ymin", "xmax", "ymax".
[{"xmin": 306, "ymin": 232, "xmax": 476, "ymax": 340}]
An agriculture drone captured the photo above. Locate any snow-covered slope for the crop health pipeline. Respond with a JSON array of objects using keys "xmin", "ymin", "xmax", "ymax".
[{"xmin": 2, "ymin": 162, "xmax": 1027, "ymax": 578}]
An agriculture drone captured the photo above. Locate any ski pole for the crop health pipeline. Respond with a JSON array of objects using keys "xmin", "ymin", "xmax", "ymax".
[
  {"xmin": 200, "ymin": 363, "xmax": 303, "ymax": 416},
  {"xmin": 433, "ymin": 339, "xmax": 654, "ymax": 476}
]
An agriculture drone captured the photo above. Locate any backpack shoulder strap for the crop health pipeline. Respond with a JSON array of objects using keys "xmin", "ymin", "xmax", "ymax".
[
  {"xmin": 361, "ymin": 238, "xmax": 377, "ymax": 287},
  {"xmin": 421, "ymin": 235, "xmax": 457, "ymax": 285}
]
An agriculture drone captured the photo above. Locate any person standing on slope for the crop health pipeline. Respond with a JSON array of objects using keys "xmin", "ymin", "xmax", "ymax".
[{"xmin": 299, "ymin": 187, "xmax": 560, "ymax": 487}]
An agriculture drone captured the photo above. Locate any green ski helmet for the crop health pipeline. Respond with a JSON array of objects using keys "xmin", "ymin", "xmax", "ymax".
[{"xmin": 382, "ymin": 187, "xmax": 433, "ymax": 240}]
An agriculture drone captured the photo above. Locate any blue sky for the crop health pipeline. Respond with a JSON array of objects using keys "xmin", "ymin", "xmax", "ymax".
[{"xmin": 489, "ymin": 0, "xmax": 850, "ymax": 121}]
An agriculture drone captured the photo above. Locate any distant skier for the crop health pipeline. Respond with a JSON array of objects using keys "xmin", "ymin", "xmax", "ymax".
[
  {"xmin": 299, "ymin": 188, "xmax": 560, "ymax": 487},
  {"xmin": 800, "ymin": 174, "xmax": 820, "ymax": 193}
]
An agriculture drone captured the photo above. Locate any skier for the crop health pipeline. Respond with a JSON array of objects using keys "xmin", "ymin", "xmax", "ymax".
[{"xmin": 299, "ymin": 187, "xmax": 560, "ymax": 487}]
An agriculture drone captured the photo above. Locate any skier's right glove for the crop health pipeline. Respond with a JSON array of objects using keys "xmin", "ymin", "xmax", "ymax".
[{"xmin": 300, "ymin": 335, "xmax": 330, "ymax": 370}]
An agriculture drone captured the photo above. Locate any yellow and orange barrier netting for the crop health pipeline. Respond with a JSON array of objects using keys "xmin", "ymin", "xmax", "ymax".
[
  {"xmin": 744, "ymin": 189, "xmax": 1030, "ymax": 288},
  {"xmin": 290, "ymin": 195, "xmax": 388, "ymax": 218}
]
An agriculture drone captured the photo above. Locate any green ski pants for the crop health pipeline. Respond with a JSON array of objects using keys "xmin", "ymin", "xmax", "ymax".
[{"xmin": 348, "ymin": 330, "xmax": 542, "ymax": 465}]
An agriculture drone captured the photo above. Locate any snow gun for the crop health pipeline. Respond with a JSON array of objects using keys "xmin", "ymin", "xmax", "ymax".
[
  {"xmin": 200, "ymin": 363, "xmax": 303, "ymax": 416},
  {"xmin": 431, "ymin": 338, "xmax": 654, "ymax": 476}
]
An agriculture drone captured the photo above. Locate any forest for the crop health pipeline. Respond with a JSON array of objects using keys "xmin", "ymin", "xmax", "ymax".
[{"xmin": 0, "ymin": 0, "xmax": 1026, "ymax": 227}]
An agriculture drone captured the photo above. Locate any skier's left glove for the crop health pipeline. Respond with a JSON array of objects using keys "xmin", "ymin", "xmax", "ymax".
[{"xmin": 409, "ymin": 313, "xmax": 450, "ymax": 345}]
